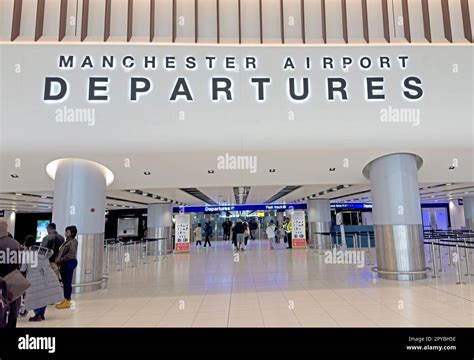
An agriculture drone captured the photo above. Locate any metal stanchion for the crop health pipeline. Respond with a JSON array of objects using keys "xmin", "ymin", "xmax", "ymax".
[
  {"xmin": 367, "ymin": 233, "xmax": 373, "ymax": 266},
  {"xmin": 455, "ymin": 243, "xmax": 466, "ymax": 285},
  {"xmin": 154, "ymin": 239, "xmax": 160, "ymax": 262},
  {"xmin": 437, "ymin": 238, "xmax": 443, "ymax": 273},
  {"xmin": 430, "ymin": 240, "xmax": 438, "ymax": 278},
  {"xmin": 463, "ymin": 239, "xmax": 472, "ymax": 276},
  {"xmin": 131, "ymin": 241, "xmax": 138, "ymax": 268},
  {"xmin": 104, "ymin": 240, "xmax": 109, "ymax": 275},
  {"xmin": 353, "ymin": 233, "xmax": 358, "ymax": 251},
  {"xmin": 143, "ymin": 239, "xmax": 149, "ymax": 265},
  {"xmin": 448, "ymin": 243, "xmax": 453, "ymax": 266},
  {"xmin": 117, "ymin": 241, "xmax": 124, "ymax": 272}
]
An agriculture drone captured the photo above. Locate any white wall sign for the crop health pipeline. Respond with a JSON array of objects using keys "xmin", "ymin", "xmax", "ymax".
[
  {"xmin": 174, "ymin": 214, "xmax": 191, "ymax": 252},
  {"xmin": 291, "ymin": 210, "xmax": 306, "ymax": 248}
]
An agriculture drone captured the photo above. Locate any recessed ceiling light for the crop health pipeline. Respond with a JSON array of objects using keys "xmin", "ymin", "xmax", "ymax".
[
  {"xmin": 446, "ymin": 183, "xmax": 452, "ymax": 186},
  {"xmin": 41, "ymin": 195, "xmax": 47, "ymax": 199},
  {"xmin": 343, "ymin": 185, "xmax": 350, "ymax": 188},
  {"xmin": 15, "ymin": 193, "xmax": 22, "ymax": 196},
  {"xmin": 144, "ymin": 171, "xmax": 151, "ymax": 176},
  {"xmin": 208, "ymin": 170, "xmax": 215, "ymax": 174},
  {"xmin": 10, "ymin": 174, "xmax": 19, "ymax": 178},
  {"xmin": 329, "ymin": 168, "xmax": 336, "ymax": 172},
  {"xmin": 449, "ymin": 166, "xmax": 456, "ymax": 170},
  {"xmin": 269, "ymin": 169, "xmax": 276, "ymax": 173},
  {"xmin": 141, "ymin": 192, "xmax": 148, "ymax": 196},
  {"xmin": 129, "ymin": 190, "xmax": 136, "ymax": 193}
]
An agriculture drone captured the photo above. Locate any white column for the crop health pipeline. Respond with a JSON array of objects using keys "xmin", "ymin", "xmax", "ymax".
[
  {"xmin": 307, "ymin": 199, "xmax": 331, "ymax": 252},
  {"xmin": 47, "ymin": 158, "xmax": 113, "ymax": 292},
  {"xmin": 448, "ymin": 200, "xmax": 466, "ymax": 230},
  {"xmin": 463, "ymin": 195, "xmax": 474, "ymax": 230},
  {"xmin": 147, "ymin": 203, "xmax": 173, "ymax": 254},
  {"xmin": 2, "ymin": 210, "xmax": 16, "ymax": 238},
  {"xmin": 363, "ymin": 153, "xmax": 426, "ymax": 280}
]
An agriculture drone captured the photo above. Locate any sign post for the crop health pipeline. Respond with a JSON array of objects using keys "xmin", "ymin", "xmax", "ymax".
[
  {"xmin": 291, "ymin": 210, "xmax": 306, "ymax": 248},
  {"xmin": 174, "ymin": 214, "xmax": 191, "ymax": 253}
]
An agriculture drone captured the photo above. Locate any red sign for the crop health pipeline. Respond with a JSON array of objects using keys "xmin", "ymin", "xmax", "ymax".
[{"xmin": 175, "ymin": 242, "xmax": 190, "ymax": 252}]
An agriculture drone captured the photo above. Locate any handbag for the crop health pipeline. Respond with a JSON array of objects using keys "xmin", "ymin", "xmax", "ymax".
[{"xmin": 3, "ymin": 269, "xmax": 31, "ymax": 303}]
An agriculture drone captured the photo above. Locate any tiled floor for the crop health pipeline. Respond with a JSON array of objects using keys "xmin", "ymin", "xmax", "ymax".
[{"xmin": 18, "ymin": 240, "xmax": 474, "ymax": 327}]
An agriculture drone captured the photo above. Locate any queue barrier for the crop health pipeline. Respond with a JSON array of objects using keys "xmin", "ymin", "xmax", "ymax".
[{"xmin": 104, "ymin": 237, "xmax": 170, "ymax": 272}]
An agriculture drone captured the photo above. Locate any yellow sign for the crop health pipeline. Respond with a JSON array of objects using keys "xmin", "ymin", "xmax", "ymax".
[{"xmin": 257, "ymin": 210, "xmax": 265, "ymax": 217}]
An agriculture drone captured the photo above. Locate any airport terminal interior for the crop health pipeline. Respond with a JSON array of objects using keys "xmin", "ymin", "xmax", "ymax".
[{"xmin": 0, "ymin": 0, "xmax": 473, "ymax": 329}]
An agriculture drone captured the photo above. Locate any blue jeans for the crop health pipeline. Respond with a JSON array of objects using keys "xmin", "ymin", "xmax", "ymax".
[
  {"xmin": 60, "ymin": 259, "xmax": 77, "ymax": 300},
  {"xmin": 34, "ymin": 306, "xmax": 46, "ymax": 317}
]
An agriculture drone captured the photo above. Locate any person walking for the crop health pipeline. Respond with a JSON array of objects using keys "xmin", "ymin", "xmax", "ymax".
[
  {"xmin": 204, "ymin": 221, "xmax": 213, "ymax": 247},
  {"xmin": 21, "ymin": 237, "xmax": 63, "ymax": 322},
  {"xmin": 194, "ymin": 223, "xmax": 203, "ymax": 246},
  {"xmin": 0, "ymin": 220, "xmax": 22, "ymax": 328},
  {"xmin": 40, "ymin": 223, "xmax": 65, "ymax": 279},
  {"xmin": 55, "ymin": 226, "xmax": 78, "ymax": 310},
  {"xmin": 266, "ymin": 220, "xmax": 276, "ymax": 250},
  {"xmin": 249, "ymin": 218, "xmax": 258, "ymax": 240},
  {"xmin": 233, "ymin": 219, "xmax": 245, "ymax": 251},
  {"xmin": 222, "ymin": 219, "xmax": 231, "ymax": 241},
  {"xmin": 284, "ymin": 218, "xmax": 293, "ymax": 249},
  {"xmin": 243, "ymin": 222, "xmax": 250, "ymax": 249}
]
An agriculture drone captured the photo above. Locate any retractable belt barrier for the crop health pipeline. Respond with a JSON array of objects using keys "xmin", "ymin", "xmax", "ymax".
[{"xmin": 104, "ymin": 237, "xmax": 170, "ymax": 272}]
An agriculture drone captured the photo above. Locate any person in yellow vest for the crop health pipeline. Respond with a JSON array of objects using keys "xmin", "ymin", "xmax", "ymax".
[{"xmin": 284, "ymin": 217, "xmax": 293, "ymax": 249}]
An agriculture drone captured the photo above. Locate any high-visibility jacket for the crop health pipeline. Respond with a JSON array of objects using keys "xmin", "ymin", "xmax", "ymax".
[{"xmin": 284, "ymin": 221, "xmax": 292, "ymax": 233}]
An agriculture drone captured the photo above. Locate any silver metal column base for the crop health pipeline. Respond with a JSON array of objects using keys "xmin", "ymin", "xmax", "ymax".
[
  {"xmin": 73, "ymin": 233, "xmax": 104, "ymax": 293},
  {"xmin": 374, "ymin": 224, "xmax": 427, "ymax": 280}
]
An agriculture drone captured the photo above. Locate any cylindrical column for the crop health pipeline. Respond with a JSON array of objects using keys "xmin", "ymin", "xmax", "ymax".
[
  {"xmin": 307, "ymin": 199, "xmax": 331, "ymax": 252},
  {"xmin": 363, "ymin": 153, "xmax": 426, "ymax": 280},
  {"xmin": 48, "ymin": 158, "xmax": 113, "ymax": 293},
  {"xmin": 463, "ymin": 196, "xmax": 474, "ymax": 230},
  {"xmin": 2, "ymin": 210, "xmax": 16, "ymax": 238},
  {"xmin": 147, "ymin": 203, "xmax": 173, "ymax": 255}
]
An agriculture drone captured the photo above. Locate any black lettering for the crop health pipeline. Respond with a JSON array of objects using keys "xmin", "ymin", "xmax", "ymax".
[
  {"xmin": 102, "ymin": 56, "xmax": 115, "ymax": 69},
  {"xmin": 327, "ymin": 78, "xmax": 348, "ymax": 101},
  {"xmin": 250, "ymin": 77, "xmax": 271, "ymax": 101},
  {"xmin": 322, "ymin": 57, "xmax": 334, "ymax": 70},
  {"xmin": 81, "ymin": 56, "xmax": 94, "ymax": 68},
  {"xmin": 165, "ymin": 56, "xmax": 176, "ymax": 69},
  {"xmin": 403, "ymin": 76, "xmax": 423, "ymax": 100},
  {"xmin": 283, "ymin": 57, "xmax": 295, "ymax": 70},
  {"xmin": 88, "ymin": 77, "xmax": 109, "ymax": 102},
  {"xmin": 130, "ymin": 77, "xmax": 151, "ymax": 101},
  {"xmin": 170, "ymin": 77, "xmax": 193, "ymax": 101},
  {"xmin": 212, "ymin": 77, "xmax": 233, "ymax": 101},
  {"xmin": 43, "ymin": 77, "xmax": 68, "ymax": 101},
  {"xmin": 185, "ymin": 56, "xmax": 197, "ymax": 69},
  {"xmin": 288, "ymin": 78, "xmax": 310, "ymax": 101},
  {"xmin": 59, "ymin": 55, "xmax": 74, "ymax": 69},
  {"xmin": 245, "ymin": 57, "xmax": 257, "ymax": 70},
  {"xmin": 366, "ymin": 77, "xmax": 385, "ymax": 100}
]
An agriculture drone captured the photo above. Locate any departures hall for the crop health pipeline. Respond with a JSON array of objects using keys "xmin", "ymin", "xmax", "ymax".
[{"xmin": 0, "ymin": 0, "xmax": 473, "ymax": 333}]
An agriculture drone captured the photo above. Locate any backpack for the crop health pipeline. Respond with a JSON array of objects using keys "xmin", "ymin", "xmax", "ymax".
[{"xmin": 0, "ymin": 277, "xmax": 10, "ymax": 328}]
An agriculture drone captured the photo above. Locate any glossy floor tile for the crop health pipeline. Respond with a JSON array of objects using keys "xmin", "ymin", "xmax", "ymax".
[{"xmin": 17, "ymin": 240, "xmax": 474, "ymax": 328}]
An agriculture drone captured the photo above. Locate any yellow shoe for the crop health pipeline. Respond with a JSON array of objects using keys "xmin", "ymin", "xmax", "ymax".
[{"xmin": 55, "ymin": 300, "xmax": 72, "ymax": 309}]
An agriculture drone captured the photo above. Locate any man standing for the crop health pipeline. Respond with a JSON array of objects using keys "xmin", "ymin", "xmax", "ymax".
[
  {"xmin": 222, "ymin": 219, "xmax": 231, "ymax": 240},
  {"xmin": 284, "ymin": 217, "xmax": 293, "ymax": 249},
  {"xmin": 204, "ymin": 221, "xmax": 213, "ymax": 247},
  {"xmin": 40, "ymin": 223, "xmax": 65, "ymax": 278},
  {"xmin": 249, "ymin": 218, "xmax": 258, "ymax": 240}
]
